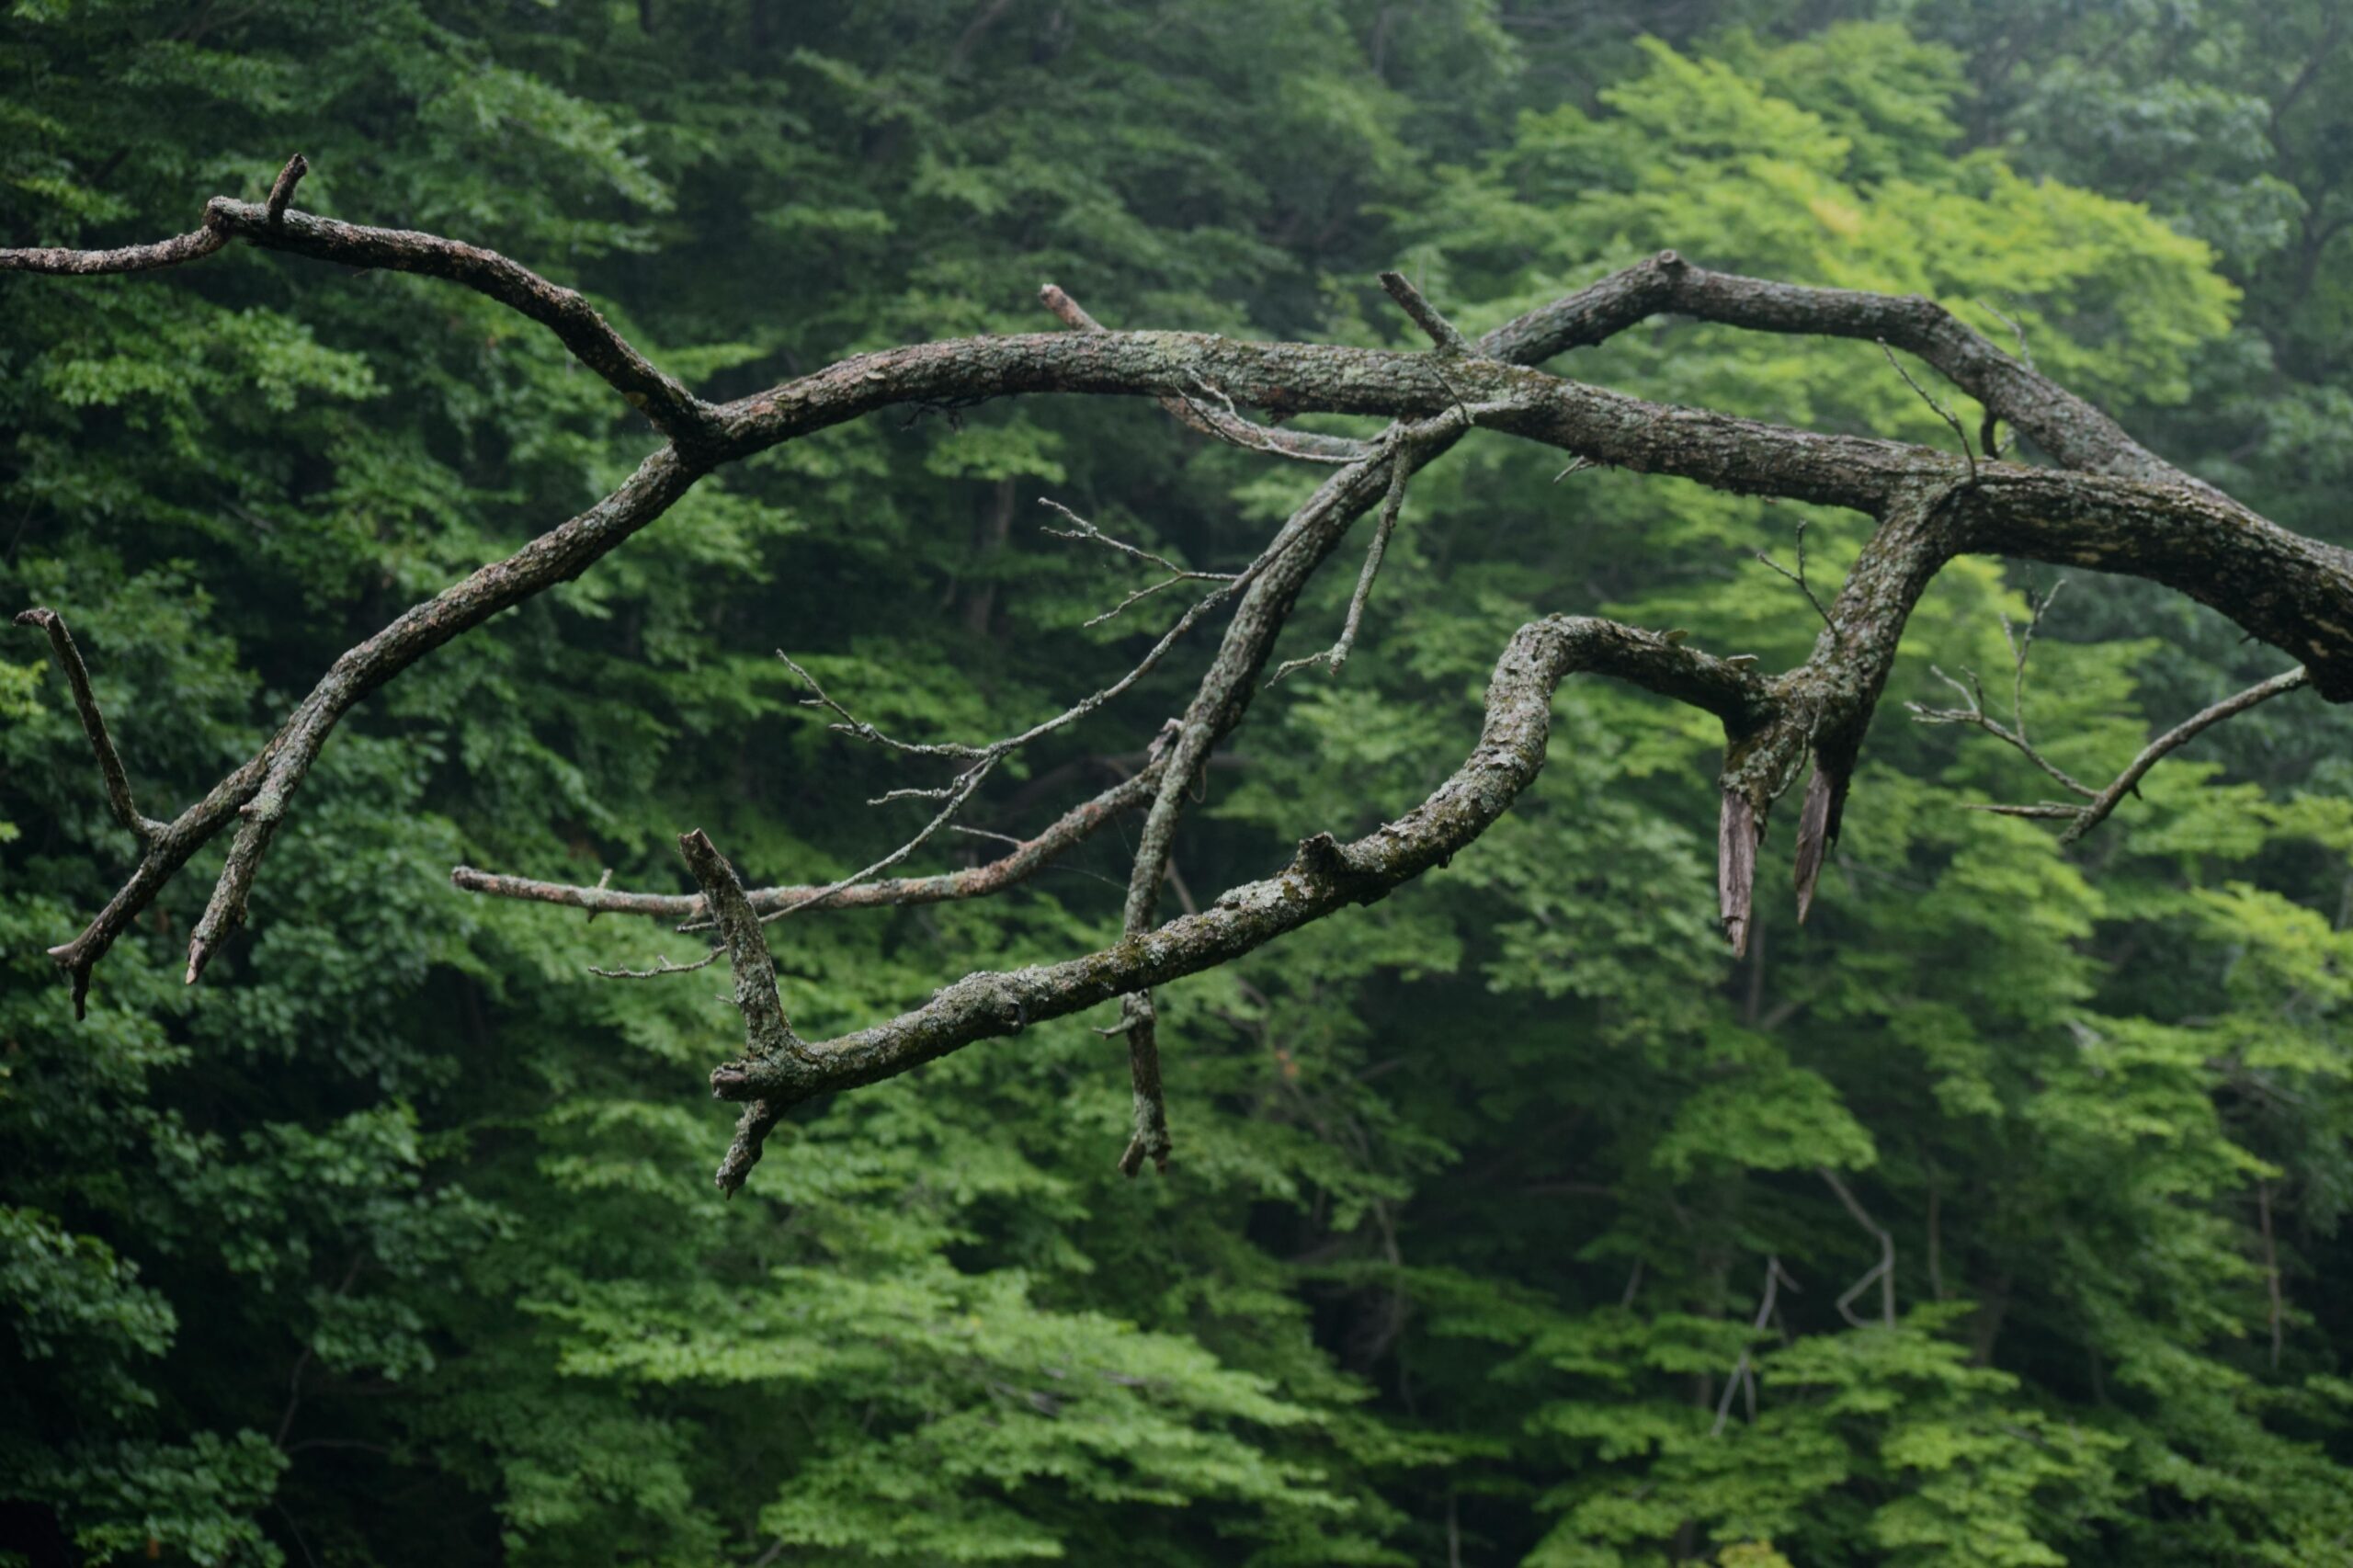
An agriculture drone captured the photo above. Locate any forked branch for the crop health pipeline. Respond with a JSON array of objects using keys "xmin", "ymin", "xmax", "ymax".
[
  {"xmin": 1911, "ymin": 588, "xmax": 2312, "ymax": 843},
  {"xmin": 15, "ymin": 160, "xmax": 2353, "ymax": 1193}
]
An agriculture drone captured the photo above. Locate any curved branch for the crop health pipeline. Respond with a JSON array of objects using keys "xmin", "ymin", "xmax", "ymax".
[
  {"xmin": 203, "ymin": 199, "xmax": 719, "ymax": 446},
  {"xmin": 17, "ymin": 167, "xmax": 2353, "ymax": 1168},
  {"xmin": 40, "ymin": 448, "xmax": 699, "ymax": 996},
  {"xmin": 707, "ymin": 618, "xmax": 1772, "ymax": 1116},
  {"xmin": 0, "ymin": 158, "xmax": 714, "ymax": 444},
  {"xmin": 1497, "ymin": 251, "xmax": 2189, "ymax": 488},
  {"xmin": 1039, "ymin": 284, "xmax": 1372, "ymax": 465}
]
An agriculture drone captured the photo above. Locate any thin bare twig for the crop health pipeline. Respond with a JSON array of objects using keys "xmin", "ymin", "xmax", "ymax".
[
  {"xmin": 1819, "ymin": 1166, "xmax": 1895, "ymax": 1329},
  {"xmin": 1039, "ymin": 498, "xmax": 1235, "ymax": 584},
  {"xmin": 778, "ymin": 653, "xmax": 988, "ymax": 760},
  {"xmin": 1713, "ymin": 1256, "xmax": 1798, "ymax": 1436},
  {"xmin": 1917, "ymin": 603, "xmax": 2311, "ymax": 842},
  {"xmin": 455, "ymin": 763, "xmax": 1160, "ymax": 925},
  {"xmin": 1879, "ymin": 337, "xmax": 1978, "ymax": 483},
  {"xmin": 1039, "ymin": 283, "xmax": 1370, "ymax": 465},
  {"xmin": 758, "ymin": 757, "xmax": 998, "ymax": 925},
  {"xmin": 2050, "ymin": 666, "xmax": 2310, "ymax": 844},
  {"xmin": 1268, "ymin": 436, "xmax": 1415, "ymax": 684},
  {"xmin": 1755, "ymin": 518, "xmax": 1839, "ymax": 642},
  {"xmin": 589, "ymin": 947, "xmax": 724, "ymax": 981}
]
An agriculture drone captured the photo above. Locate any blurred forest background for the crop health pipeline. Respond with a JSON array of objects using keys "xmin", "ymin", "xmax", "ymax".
[{"xmin": 8, "ymin": 1, "xmax": 2353, "ymax": 1562}]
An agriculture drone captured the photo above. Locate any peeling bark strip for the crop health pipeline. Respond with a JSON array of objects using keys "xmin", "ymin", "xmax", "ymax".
[{"xmin": 9, "ymin": 159, "xmax": 2346, "ymax": 1190}]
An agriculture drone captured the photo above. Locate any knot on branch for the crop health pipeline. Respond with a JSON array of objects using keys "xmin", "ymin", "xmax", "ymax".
[{"xmin": 1290, "ymin": 831, "xmax": 1382, "ymax": 904}]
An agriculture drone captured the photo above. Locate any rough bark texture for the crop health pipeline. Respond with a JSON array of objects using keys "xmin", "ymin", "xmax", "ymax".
[
  {"xmin": 9, "ymin": 161, "xmax": 2342, "ymax": 1190},
  {"xmin": 705, "ymin": 619, "xmax": 1768, "ymax": 1108}
]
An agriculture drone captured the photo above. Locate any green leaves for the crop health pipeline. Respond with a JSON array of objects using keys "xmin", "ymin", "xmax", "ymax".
[{"xmin": 6, "ymin": 4, "xmax": 2353, "ymax": 1564}]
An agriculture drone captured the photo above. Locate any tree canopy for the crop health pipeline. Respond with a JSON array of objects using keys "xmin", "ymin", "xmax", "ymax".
[{"xmin": 7, "ymin": 4, "xmax": 2353, "ymax": 1564}]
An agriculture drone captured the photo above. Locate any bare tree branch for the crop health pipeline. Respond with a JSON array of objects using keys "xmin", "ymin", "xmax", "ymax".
[
  {"xmin": 17, "ymin": 167, "xmax": 2353, "ymax": 1194},
  {"xmin": 452, "ymin": 765, "xmax": 1161, "ymax": 923},
  {"xmin": 264, "ymin": 152, "xmax": 309, "ymax": 225},
  {"xmin": 13, "ymin": 609, "xmax": 160, "ymax": 845},
  {"xmin": 1819, "ymin": 1166, "xmax": 1896, "ymax": 1330},
  {"xmin": 1267, "ymin": 424, "xmax": 1424, "ymax": 685},
  {"xmin": 1713, "ymin": 1256, "xmax": 1798, "ymax": 1436},
  {"xmin": 0, "ymin": 220, "xmax": 229, "ymax": 275},
  {"xmin": 1, "ymin": 164, "xmax": 716, "ymax": 443},
  {"xmin": 704, "ymin": 618, "xmax": 1770, "ymax": 1132},
  {"xmin": 1038, "ymin": 283, "xmax": 1371, "ymax": 465},
  {"xmin": 1956, "ymin": 665, "xmax": 2311, "ymax": 843},
  {"xmin": 1879, "ymin": 338, "xmax": 1978, "ymax": 483}
]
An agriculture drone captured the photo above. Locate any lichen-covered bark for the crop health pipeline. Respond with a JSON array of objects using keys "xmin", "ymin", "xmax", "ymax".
[
  {"xmin": 707, "ymin": 619, "xmax": 1768, "ymax": 1109},
  {"xmin": 11, "ymin": 168, "xmax": 2350, "ymax": 1191}
]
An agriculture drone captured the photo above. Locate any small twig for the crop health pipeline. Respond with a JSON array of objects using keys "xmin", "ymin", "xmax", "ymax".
[
  {"xmin": 1819, "ymin": 1166, "xmax": 1895, "ymax": 1329},
  {"xmin": 14, "ymin": 608, "xmax": 160, "ymax": 843},
  {"xmin": 1081, "ymin": 574, "xmax": 1191, "ymax": 628},
  {"xmin": 1972, "ymin": 300, "xmax": 2034, "ymax": 457},
  {"xmin": 1908, "ymin": 666, "xmax": 2097, "ymax": 799},
  {"xmin": 1919, "ymin": 634, "xmax": 2309, "ymax": 842},
  {"xmin": 1039, "ymin": 498, "xmax": 1235, "ymax": 584},
  {"xmin": 2000, "ymin": 579, "xmax": 2063, "ymax": 750},
  {"xmin": 1378, "ymin": 269, "xmax": 1473, "ymax": 355},
  {"xmin": 1037, "ymin": 283, "xmax": 1369, "ymax": 465},
  {"xmin": 1754, "ymin": 518, "xmax": 1839, "ymax": 642},
  {"xmin": 265, "ymin": 153, "xmax": 309, "ymax": 226},
  {"xmin": 2055, "ymin": 666, "xmax": 2310, "ymax": 845},
  {"xmin": 761, "ymin": 757, "xmax": 998, "ymax": 924},
  {"xmin": 1878, "ymin": 337, "xmax": 1977, "ymax": 483},
  {"xmin": 589, "ymin": 946, "xmax": 723, "ymax": 981},
  {"xmin": 1040, "ymin": 497, "xmax": 1239, "ymax": 629},
  {"xmin": 1975, "ymin": 299, "xmax": 2035, "ymax": 368},
  {"xmin": 779, "ymin": 653, "xmax": 987, "ymax": 760},
  {"xmin": 1268, "ymin": 441, "xmax": 1413, "ymax": 684},
  {"xmin": 1713, "ymin": 1256, "xmax": 1798, "ymax": 1437}
]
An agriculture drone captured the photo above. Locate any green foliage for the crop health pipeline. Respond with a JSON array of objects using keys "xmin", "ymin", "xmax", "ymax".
[{"xmin": 6, "ymin": 3, "xmax": 2353, "ymax": 1564}]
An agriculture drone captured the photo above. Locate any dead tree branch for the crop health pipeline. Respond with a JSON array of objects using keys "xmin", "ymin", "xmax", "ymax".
[
  {"xmin": 706, "ymin": 618, "xmax": 1770, "ymax": 1119},
  {"xmin": 1913, "ymin": 587, "xmax": 2311, "ymax": 843},
  {"xmin": 1379, "ymin": 269, "xmax": 1474, "ymax": 356},
  {"xmin": 1713, "ymin": 1256, "xmax": 1798, "ymax": 1436},
  {"xmin": 13, "ymin": 610, "xmax": 160, "ymax": 846},
  {"xmin": 15, "ymin": 169, "xmax": 2353, "ymax": 1188},
  {"xmin": 1961, "ymin": 666, "xmax": 2310, "ymax": 843},
  {"xmin": 451, "ymin": 765, "xmax": 1161, "ymax": 924},
  {"xmin": 1039, "ymin": 283, "xmax": 1371, "ymax": 465},
  {"xmin": 1819, "ymin": 1166, "xmax": 1896, "ymax": 1330}
]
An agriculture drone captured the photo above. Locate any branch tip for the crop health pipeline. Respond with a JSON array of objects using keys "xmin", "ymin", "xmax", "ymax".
[
  {"xmin": 1377, "ymin": 269, "xmax": 1473, "ymax": 355},
  {"xmin": 265, "ymin": 153, "xmax": 309, "ymax": 225}
]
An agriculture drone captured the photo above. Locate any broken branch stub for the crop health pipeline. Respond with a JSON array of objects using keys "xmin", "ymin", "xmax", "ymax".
[{"xmin": 12, "ymin": 160, "xmax": 2350, "ymax": 1190}]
